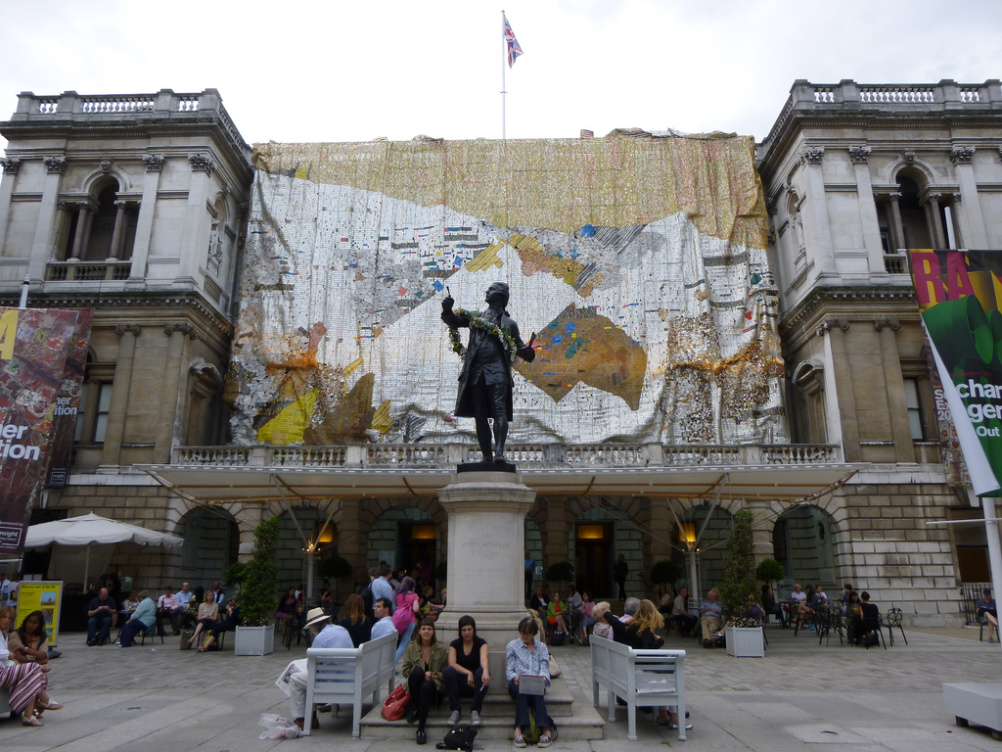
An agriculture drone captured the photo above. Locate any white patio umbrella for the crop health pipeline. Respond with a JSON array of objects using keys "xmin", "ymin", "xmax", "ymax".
[{"xmin": 24, "ymin": 512, "xmax": 184, "ymax": 588}]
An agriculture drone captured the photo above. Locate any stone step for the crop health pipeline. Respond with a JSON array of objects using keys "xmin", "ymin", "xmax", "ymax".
[{"xmin": 358, "ymin": 673, "xmax": 605, "ymax": 740}]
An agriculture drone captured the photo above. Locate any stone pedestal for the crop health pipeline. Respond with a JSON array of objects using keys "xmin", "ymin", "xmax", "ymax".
[{"xmin": 436, "ymin": 470, "xmax": 535, "ymax": 680}]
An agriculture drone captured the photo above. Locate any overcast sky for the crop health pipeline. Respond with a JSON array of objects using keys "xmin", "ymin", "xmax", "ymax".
[{"xmin": 1, "ymin": 0, "xmax": 1000, "ymax": 152}]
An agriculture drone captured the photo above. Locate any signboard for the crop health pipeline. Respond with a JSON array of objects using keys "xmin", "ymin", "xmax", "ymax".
[
  {"xmin": 14, "ymin": 580, "xmax": 62, "ymax": 648},
  {"xmin": 0, "ymin": 307, "xmax": 92, "ymax": 553},
  {"xmin": 909, "ymin": 250, "xmax": 1002, "ymax": 496}
]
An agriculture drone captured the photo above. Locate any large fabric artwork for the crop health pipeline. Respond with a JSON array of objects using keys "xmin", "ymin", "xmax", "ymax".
[{"xmin": 228, "ymin": 134, "xmax": 787, "ymax": 447}]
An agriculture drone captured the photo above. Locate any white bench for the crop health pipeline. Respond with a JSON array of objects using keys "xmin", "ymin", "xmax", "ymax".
[
  {"xmin": 302, "ymin": 631, "xmax": 397, "ymax": 737},
  {"xmin": 591, "ymin": 638, "xmax": 687, "ymax": 741},
  {"xmin": 944, "ymin": 682, "xmax": 1002, "ymax": 739}
]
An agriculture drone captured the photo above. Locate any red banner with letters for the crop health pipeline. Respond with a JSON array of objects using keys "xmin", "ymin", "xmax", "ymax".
[{"xmin": 0, "ymin": 307, "xmax": 92, "ymax": 554}]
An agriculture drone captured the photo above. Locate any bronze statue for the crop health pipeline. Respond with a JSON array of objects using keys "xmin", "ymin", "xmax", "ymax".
[{"xmin": 441, "ymin": 282, "xmax": 535, "ymax": 463}]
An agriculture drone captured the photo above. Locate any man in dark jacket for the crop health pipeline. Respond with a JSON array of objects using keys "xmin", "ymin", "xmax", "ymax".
[{"xmin": 441, "ymin": 282, "xmax": 535, "ymax": 463}]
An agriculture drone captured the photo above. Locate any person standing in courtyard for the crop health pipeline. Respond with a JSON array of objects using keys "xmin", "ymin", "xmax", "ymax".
[{"xmin": 614, "ymin": 554, "xmax": 629, "ymax": 600}]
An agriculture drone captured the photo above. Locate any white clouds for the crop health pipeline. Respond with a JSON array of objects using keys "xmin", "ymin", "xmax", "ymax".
[{"xmin": 0, "ymin": 0, "xmax": 999, "ymax": 151}]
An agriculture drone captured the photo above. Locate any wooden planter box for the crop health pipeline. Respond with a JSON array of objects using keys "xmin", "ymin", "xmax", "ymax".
[
  {"xmin": 234, "ymin": 624, "xmax": 275, "ymax": 656},
  {"xmin": 725, "ymin": 625, "xmax": 765, "ymax": 657}
]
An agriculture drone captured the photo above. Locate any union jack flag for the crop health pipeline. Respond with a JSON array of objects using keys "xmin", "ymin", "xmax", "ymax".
[{"xmin": 503, "ymin": 13, "xmax": 523, "ymax": 68}]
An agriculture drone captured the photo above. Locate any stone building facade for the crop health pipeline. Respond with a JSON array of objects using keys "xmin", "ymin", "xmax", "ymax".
[{"xmin": 2, "ymin": 81, "xmax": 1001, "ymax": 626}]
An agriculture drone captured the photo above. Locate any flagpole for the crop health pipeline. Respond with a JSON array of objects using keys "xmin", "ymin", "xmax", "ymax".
[{"xmin": 501, "ymin": 10, "xmax": 506, "ymax": 141}]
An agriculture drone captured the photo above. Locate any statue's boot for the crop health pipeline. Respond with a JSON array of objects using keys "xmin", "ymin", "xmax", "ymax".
[{"xmin": 475, "ymin": 418, "xmax": 494, "ymax": 463}]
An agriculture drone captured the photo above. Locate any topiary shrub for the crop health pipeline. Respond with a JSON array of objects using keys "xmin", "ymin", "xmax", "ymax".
[
  {"xmin": 720, "ymin": 509, "xmax": 756, "ymax": 621},
  {"xmin": 755, "ymin": 557, "xmax": 786, "ymax": 586},
  {"xmin": 238, "ymin": 515, "xmax": 280, "ymax": 626},
  {"xmin": 650, "ymin": 560, "xmax": 680, "ymax": 589}
]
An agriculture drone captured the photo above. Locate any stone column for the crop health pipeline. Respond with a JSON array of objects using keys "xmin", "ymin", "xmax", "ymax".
[
  {"xmin": 945, "ymin": 195, "xmax": 963, "ymax": 247},
  {"xmin": 68, "ymin": 202, "xmax": 91, "ymax": 260},
  {"xmin": 437, "ymin": 470, "xmax": 536, "ymax": 681},
  {"xmin": 917, "ymin": 194, "xmax": 941, "ymax": 250},
  {"xmin": 28, "ymin": 156, "xmax": 66, "ymax": 279},
  {"xmin": 541, "ymin": 497, "xmax": 569, "ymax": 589},
  {"xmin": 800, "ymin": 146, "xmax": 835, "ymax": 273},
  {"xmin": 0, "ymin": 158, "xmax": 20, "ymax": 257},
  {"xmin": 818, "ymin": 318, "xmax": 858, "ymax": 460},
  {"xmin": 951, "ymin": 146, "xmax": 989, "ymax": 248},
  {"xmin": 108, "ymin": 200, "xmax": 128, "ymax": 260},
  {"xmin": 101, "ymin": 324, "xmax": 141, "ymax": 467},
  {"xmin": 875, "ymin": 318, "xmax": 915, "ymax": 463},
  {"xmin": 155, "ymin": 323, "xmax": 195, "ymax": 463},
  {"xmin": 886, "ymin": 193, "xmax": 906, "ymax": 252},
  {"xmin": 131, "ymin": 155, "xmax": 164, "ymax": 279},
  {"xmin": 848, "ymin": 146, "xmax": 885, "ymax": 272}
]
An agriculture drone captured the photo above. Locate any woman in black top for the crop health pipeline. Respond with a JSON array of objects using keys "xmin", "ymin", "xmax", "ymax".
[
  {"xmin": 339, "ymin": 593, "xmax": 372, "ymax": 647},
  {"xmin": 442, "ymin": 615, "xmax": 490, "ymax": 726}
]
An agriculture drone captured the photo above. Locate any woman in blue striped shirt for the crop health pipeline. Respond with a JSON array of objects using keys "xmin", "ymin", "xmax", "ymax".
[{"xmin": 505, "ymin": 616, "xmax": 552, "ymax": 748}]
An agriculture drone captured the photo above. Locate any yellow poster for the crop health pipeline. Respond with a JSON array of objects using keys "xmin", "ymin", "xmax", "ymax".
[{"xmin": 15, "ymin": 580, "xmax": 62, "ymax": 648}]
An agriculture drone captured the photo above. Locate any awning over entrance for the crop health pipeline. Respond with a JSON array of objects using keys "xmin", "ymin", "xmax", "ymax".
[{"xmin": 141, "ymin": 462, "xmax": 861, "ymax": 505}]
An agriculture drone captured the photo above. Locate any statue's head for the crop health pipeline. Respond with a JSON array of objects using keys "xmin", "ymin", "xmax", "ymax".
[{"xmin": 485, "ymin": 282, "xmax": 510, "ymax": 307}]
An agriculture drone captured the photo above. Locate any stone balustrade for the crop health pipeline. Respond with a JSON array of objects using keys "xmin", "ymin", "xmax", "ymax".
[
  {"xmin": 46, "ymin": 260, "xmax": 132, "ymax": 282},
  {"xmin": 8, "ymin": 89, "xmax": 250, "ymax": 157},
  {"xmin": 759, "ymin": 78, "xmax": 1002, "ymax": 154},
  {"xmin": 172, "ymin": 442, "xmax": 844, "ymax": 469}
]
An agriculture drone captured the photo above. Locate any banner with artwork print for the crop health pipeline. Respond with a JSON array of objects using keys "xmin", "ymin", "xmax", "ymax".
[
  {"xmin": 909, "ymin": 250, "xmax": 1002, "ymax": 496},
  {"xmin": 0, "ymin": 308, "xmax": 92, "ymax": 554}
]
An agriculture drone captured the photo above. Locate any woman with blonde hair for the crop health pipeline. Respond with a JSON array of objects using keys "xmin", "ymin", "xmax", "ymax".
[
  {"xmin": 602, "ymin": 598, "xmax": 664, "ymax": 649},
  {"xmin": 339, "ymin": 593, "xmax": 372, "ymax": 647}
]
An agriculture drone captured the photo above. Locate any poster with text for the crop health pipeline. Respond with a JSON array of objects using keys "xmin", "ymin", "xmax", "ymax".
[
  {"xmin": 0, "ymin": 308, "xmax": 92, "ymax": 553},
  {"xmin": 909, "ymin": 250, "xmax": 1002, "ymax": 496},
  {"xmin": 14, "ymin": 580, "xmax": 63, "ymax": 648}
]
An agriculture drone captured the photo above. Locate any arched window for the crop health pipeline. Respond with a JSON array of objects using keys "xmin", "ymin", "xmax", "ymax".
[{"xmin": 62, "ymin": 177, "xmax": 139, "ymax": 262}]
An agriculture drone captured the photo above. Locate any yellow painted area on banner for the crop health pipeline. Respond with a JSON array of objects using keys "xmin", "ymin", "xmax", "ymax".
[
  {"xmin": 252, "ymin": 135, "xmax": 768, "ymax": 248},
  {"xmin": 371, "ymin": 399, "xmax": 392, "ymax": 434},
  {"xmin": 344, "ymin": 356, "xmax": 363, "ymax": 376},
  {"xmin": 257, "ymin": 391, "xmax": 318, "ymax": 444},
  {"xmin": 464, "ymin": 241, "xmax": 505, "ymax": 272}
]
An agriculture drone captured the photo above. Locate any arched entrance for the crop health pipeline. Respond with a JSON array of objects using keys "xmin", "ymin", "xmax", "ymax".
[
  {"xmin": 367, "ymin": 507, "xmax": 440, "ymax": 587},
  {"xmin": 179, "ymin": 506, "xmax": 239, "ymax": 586},
  {"xmin": 569, "ymin": 506, "xmax": 643, "ymax": 600},
  {"xmin": 773, "ymin": 506, "xmax": 837, "ymax": 589}
]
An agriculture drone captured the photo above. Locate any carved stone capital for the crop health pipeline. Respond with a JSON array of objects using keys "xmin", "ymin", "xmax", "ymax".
[
  {"xmin": 816, "ymin": 318, "xmax": 849, "ymax": 337},
  {"xmin": 950, "ymin": 145, "xmax": 975, "ymax": 165},
  {"xmin": 143, "ymin": 154, "xmax": 166, "ymax": 172},
  {"xmin": 874, "ymin": 318, "xmax": 901, "ymax": 332},
  {"xmin": 848, "ymin": 146, "xmax": 871, "ymax": 164},
  {"xmin": 0, "ymin": 157, "xmax": 21, "ymax": 175},
  {"xmin": 220, "ymin": 183, "xmax": 231, "ymax": 197},
  {"xmin": 99, "ymin": 158, "xmax": 113, "ymax": 174},
  {"xmin": 801, "ymin": 146, "xmax": 825, "ymax": 165},
  {"xmin": 164, "ymin": 322, "xmax": 197, "ymax": 339},
  {"xmin": 920, "ymin": 192, "xmax": 943, "ymax": 207},
  {"xmin": 188, "ymin": 154, "xmax": 216, "ymax": 175},
  {"xmin": 43, "ymin": 156, "xmax": 67, "ymax": 174},
  {"xmin": 114, "ymin": 323, "xmax": 142, "ymax": 336},
  {"xmin": 886, "ymin": 192, "xmax": 902, "ymax": 203}
]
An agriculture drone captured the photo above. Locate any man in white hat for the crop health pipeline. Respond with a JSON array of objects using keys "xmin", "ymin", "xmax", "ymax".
[{"xmin": 278, "ymin": 607, "xmax": 353, "ymax": 730}]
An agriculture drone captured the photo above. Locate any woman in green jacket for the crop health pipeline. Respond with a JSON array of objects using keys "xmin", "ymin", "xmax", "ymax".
[{"xmin": 401, "ymin": 617, "xmax": 448, "ymax": 745}]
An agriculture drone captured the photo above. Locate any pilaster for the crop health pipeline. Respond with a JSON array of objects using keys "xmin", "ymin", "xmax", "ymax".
[
  {"xmin": 130, "ymin": 155, "xmax": 164, "ymax": 279},
  {"xmin": 155, "ymin": 323, "xmax": 196, "ymax": 463},
  {"xmin": 101, "ymin": 324, "xmax": 141, "ymax": 466},
  {"xmin": 29, "ymin": 156, "xmax": 66, "ymax": 278},
  {"xmin": 874, "ymin": 318, "xmax": 915, "ymax": 462},
  {"xmin": 951, "ymin": 146, "xmax": 989, "ymax": 248}
]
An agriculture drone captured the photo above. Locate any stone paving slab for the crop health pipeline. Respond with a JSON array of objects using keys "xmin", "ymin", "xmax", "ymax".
[{"xmin": 0, "ymin": 626, "xmax": 1000, "ymax": 751}]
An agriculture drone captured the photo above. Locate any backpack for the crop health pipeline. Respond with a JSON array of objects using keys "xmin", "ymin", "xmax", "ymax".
[
  {"xmin": 526, "ymin": 709, "xmax": 557, "ymax": 744},
  {"xmin": 392, "ymin": 594, "xmax": 417, "ymax": 633},
  {"xmin": 361, "ymin": 584, "xmax": 374, "ymax": 619},
  {"xmin": 436, "ymin": 724, "xmax": 478, "ymax": 751}
]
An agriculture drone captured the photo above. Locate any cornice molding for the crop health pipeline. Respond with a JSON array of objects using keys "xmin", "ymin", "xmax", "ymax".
[{"xmin": 778, "ymin": 285, "xmax": 920, "ymax": 338}]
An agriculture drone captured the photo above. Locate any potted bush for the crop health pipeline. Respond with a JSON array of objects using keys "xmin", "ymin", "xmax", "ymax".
[
  {"xmin": 235, "ymin": 515, "xmax": 280, "ymax": 656},
  {"xmin": 544, "ymin": 561, "xmax": 574, "ymax": 594},
  {"xmin": 650, "ymin": 559, "xmax": 680, "ymax": 594},
  {"xmin": 721, "ymin": 510, "xmax": 764, "ymax": 657}
]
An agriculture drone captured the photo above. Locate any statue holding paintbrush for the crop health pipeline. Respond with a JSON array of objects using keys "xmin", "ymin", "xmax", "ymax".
[{"xmin": 441, "ymin": 282, "xmax": 536, "ymax": 464}]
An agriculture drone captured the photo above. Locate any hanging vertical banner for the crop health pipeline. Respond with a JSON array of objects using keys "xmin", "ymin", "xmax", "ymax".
[
  {"xmin": 45, "ymin": 309, "xmax": 92, "ymax": 488},
  {"xmin": 0, "ymin": 308, "xmax": 92, "ymax": 554},
  {"xmin": 909, "ymin": 249, "xmax": 1002, "ymax": 496}
]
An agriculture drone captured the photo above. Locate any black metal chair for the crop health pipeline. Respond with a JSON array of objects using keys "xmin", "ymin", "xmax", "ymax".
[{"xmin": 883, "ymin": 607, "xmax": 907, "ymax": 646}]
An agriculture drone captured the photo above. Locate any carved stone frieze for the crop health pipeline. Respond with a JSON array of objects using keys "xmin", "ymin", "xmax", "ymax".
[
  {"xmin": 43, "ymin": 156, "xmax": 67, "ymax": 174},
  {"xmin": 801, "ymin": 146, "xmax": 825, "ymax": 165},
  {"xmin": 848, "ymin": 146, "xmax": 872, "ymax": 164},
  {"xmin": 143, "ymin": 154, "xmax": 166, "ymax": 172},
  {"xmin": 950, "ymin": 145, "xmax": 975, "ymax": 165},
  {"xmin": 188, "ymin": 154, "xmax": 216, "ymax": 175},
  {"xmin": 0, "ymin": 157, "xmax": 21, "ymax": 174},
  {"xmin": 164, "ymin": 322, "xmax": 197, "ymax": 339},
  {"xmin": 815, "ymin": 318, "xmax": 849, "ymax": 337}
]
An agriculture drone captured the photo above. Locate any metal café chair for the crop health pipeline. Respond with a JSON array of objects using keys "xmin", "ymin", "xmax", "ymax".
[{"xmin": 883, "ymin": 607, "xmax": 907, "ymax": 646}]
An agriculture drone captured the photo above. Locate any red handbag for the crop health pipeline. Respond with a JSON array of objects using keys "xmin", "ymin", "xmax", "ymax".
[{"xmin": 381, "ymin": 683, "xmax": 411, "ymax": 721}]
